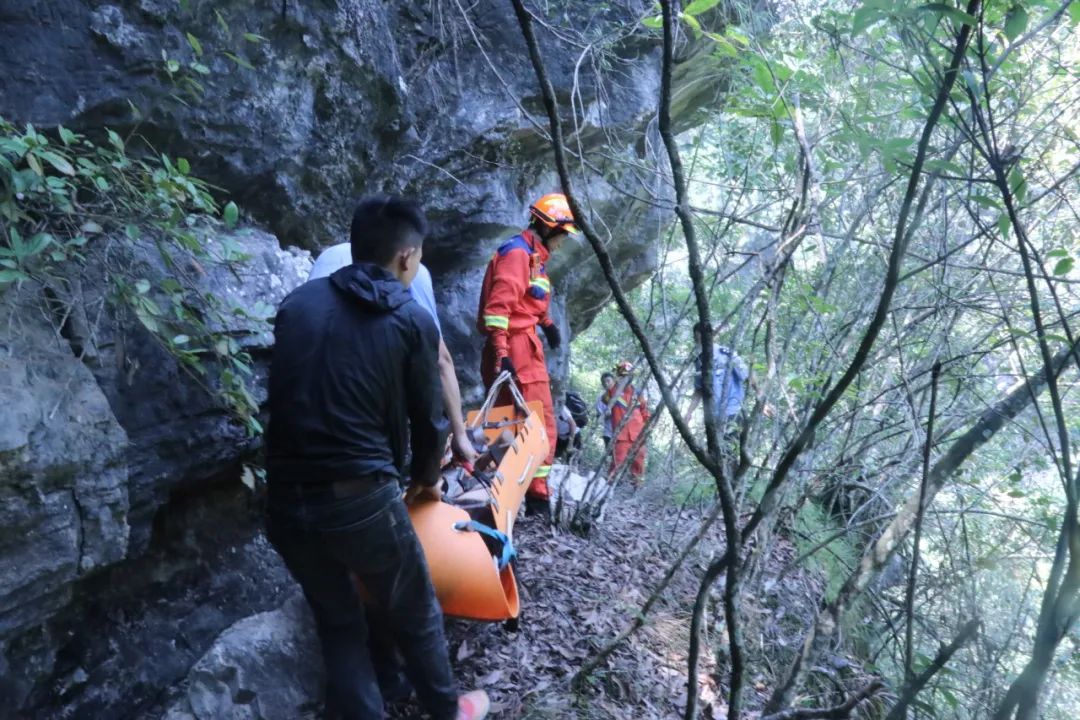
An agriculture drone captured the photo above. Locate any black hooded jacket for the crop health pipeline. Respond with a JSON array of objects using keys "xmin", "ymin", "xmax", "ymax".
[{"xmin": 266, "ymin": 262, "xmax": 448, "ymax": 486}]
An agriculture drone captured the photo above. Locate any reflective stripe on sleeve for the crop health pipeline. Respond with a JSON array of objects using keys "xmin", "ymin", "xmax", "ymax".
[{"xmin": 484, "ymin": 315, "xmax": 510, "ymax": 329}]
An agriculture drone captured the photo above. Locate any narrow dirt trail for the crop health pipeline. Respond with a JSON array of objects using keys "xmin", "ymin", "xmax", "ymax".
[{"xmin": 389, "ymin": 487, "xmax": 732, "ymax": 719}]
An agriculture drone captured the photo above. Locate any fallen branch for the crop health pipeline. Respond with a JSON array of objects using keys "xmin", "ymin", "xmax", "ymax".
[{"xmin": 761, "ymin": 680, "xmax": 884, "ymax": 720}]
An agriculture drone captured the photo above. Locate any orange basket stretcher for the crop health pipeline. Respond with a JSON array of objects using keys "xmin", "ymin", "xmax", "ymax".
[{"xmin": 407, "ymin": 371, "xmax": 549, "ymax": 621}]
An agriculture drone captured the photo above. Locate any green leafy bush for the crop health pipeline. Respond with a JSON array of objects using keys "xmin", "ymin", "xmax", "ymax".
[{"xmin": 0, "ymin": 117, "xmax": 262, "ymax": 434}]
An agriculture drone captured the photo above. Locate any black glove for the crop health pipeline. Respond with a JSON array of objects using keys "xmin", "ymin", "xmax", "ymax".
[
  {"xmin": 541, "ymin": 323, "xmax": 561, "ymax": 350},
  {"xmin": 500, "ymin": 356, "xmax": 517, "ymax": 377}
]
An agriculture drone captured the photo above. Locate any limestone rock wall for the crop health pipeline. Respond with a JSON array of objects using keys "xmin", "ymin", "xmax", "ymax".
[
  {"xmin": 0, "ymin": 231, "xmax": 308, "ymax": 717},
  {"xmin": 1, "ymin": 0, "xmax": 708, "ymax": 386}
]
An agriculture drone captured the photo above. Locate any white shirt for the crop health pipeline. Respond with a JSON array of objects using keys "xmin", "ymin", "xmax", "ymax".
[{"xmin": 307, "ymin": 242, "xmax": 441, "ymax": 335}]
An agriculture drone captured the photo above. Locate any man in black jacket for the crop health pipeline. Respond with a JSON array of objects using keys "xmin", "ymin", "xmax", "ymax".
[{"xmin": 265, "ymin": 196, "xmax": 488, "ymax": 720}]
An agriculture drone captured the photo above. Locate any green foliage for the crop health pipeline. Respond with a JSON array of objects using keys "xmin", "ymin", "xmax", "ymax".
[
  {"xmin": 223, "ymin": 200, "xmax": 239, "ymax": 229},
  {"xmin": 579, "ymin": 0, "xmax": 1080, "ymax": 713},
  {"xmin": 0, "ymin": 6, "xmax": 272, "ymax": 435},
  {"xmin": 684, "ymin": 0, "xmax": 722, "ymax": 15},
  {"xmin": 1004, "ymin": 5, "xmax": 1030, "ymax": 40},
  {"xmin": 666, "ymin": 473, "xmax": 716, "ymax": 506},
  {"xmin": 640, "ymin": 1, "xmax": 746, "ymax": 57},
  {"xmin": 156, "ymin": 9, "xmax": 263, "ymax": 105},
  {"xmin": 0, "ymin": 117, "xmax": 264, "ymax": 435},
  {"xmin": 793, "ymin": 501, "xmax": 859, "ymax": 602}
]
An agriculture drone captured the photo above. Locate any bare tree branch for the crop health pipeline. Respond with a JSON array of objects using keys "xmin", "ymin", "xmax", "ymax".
[
  {"xmin": 764, "ymin": 3, "xmax": 983, "ymax": 708},
  {"xmin": 886, "ymin": 619, "xmax": 981, "ymax": 720},
  {"xmin": 770, "ymin": 331, "xmax": 1080, "ymax": 713},
  {"xmin": 903, "ymin": 361, "xmax": 942, "ymax": 687},
  {"xmin": 508, "ymin": 0, "xmax": 721, "ymax": 482}
]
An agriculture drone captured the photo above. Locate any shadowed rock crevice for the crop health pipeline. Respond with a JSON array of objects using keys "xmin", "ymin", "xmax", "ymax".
[{"xmin": 21, "ymin": 468, "xmax": 294, "ymax": 719}]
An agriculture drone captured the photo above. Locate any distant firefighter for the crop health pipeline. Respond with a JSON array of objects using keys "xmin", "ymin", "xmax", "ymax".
[{"xmin": 605, "ymin": 361, "xmax": 650, "ymax": 486}]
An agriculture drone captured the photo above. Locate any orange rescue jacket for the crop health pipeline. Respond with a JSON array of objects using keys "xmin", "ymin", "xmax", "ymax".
[
  {"xmin": 477, "ymin": 229, "xmax": 555, "ymax": 381},
  {"xmin": 608, "ymin": 384, "xmax": 648, "ymax": 442}
]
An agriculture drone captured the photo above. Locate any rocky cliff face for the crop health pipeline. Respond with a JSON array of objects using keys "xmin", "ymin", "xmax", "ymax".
[
  {"xmin": 0, "ymin": 231, "xmax": 310, "ymax": 717},
  {"xmin": 0, "ymin": 0, "xmax": 731, "ymax": 716},
  {"xmin": 1, "ymin": 0, "xmax": 716, "ymax": 384}
]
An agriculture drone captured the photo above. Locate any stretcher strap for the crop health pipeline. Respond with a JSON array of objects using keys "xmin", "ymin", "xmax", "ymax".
[{"xmin": 453, "ymin": 520, "xmax": 517, "ymax": 571}]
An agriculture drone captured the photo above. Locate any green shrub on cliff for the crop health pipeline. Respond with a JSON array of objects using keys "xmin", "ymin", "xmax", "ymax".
[{"xmin": 0, "ymin": 117, "xmax": 262, "ymax": 434}]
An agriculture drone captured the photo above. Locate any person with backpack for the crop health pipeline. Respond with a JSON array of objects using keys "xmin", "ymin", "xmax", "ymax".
[
  {"xmin": 687, "ymin": 323, "xmax": 763, "ymax": 452},
  {"xmin": 556, "ymin": 391, "xmax": 589, "ymax": 460}
]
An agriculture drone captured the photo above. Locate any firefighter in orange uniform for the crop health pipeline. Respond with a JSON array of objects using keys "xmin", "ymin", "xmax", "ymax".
[
  {"xmin": 607, "ymin": 361, "xmax": 649, "ymax": 486},
  {"xmin": 477, "ymin": 193, "xmax": 579, "ymax": 505}
]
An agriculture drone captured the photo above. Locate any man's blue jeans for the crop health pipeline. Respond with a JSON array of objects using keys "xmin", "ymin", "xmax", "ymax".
[{"xmin": 267, "ymin": 480, "xmax": 458, "ymax": 720}]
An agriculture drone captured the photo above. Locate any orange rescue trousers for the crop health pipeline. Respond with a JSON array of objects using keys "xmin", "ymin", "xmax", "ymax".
[
  {"xmin": 612, "ymin": 439, "xmax": 647, "ymax": 484},
  {"xmin": 607, "ymin": 384, "xmax": 649, "ymax": 485}
]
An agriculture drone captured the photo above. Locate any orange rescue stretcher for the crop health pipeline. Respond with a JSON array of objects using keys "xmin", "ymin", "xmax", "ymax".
[{"xmin": 407, "ymin": 371, "xmax": 549, "ymax": 621}]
